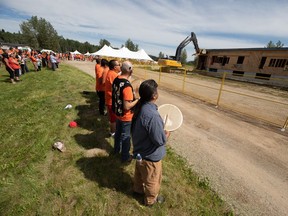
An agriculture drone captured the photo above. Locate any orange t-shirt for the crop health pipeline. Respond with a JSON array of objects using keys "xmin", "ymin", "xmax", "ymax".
[
  {"xmin": 95, "ymin": 63, "xmax": 101, "ymax": 90},
  {"xmin": 30, "ymin": 56, "xmax": 37, "ymax": 62},
  {"xmin": 117, "ymin": 86, "xmax": 134, "ymax": 122},
  {"xmin": 105, "ymin": 70, "xmax": 118, "ymax": 106},
  {"xmin": 101, "ymin": 67, "xmax": 109, "ymax": 91},
  {"xmin": 96, "ymin": 66, "xmax": 104, "ymax": 91},
  {"xmin": 8, "ymin": 57, "xmax": 20, "ymax": 70}
]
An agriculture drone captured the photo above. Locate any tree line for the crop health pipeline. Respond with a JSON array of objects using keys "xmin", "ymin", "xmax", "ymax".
[{"xmin": 0, "ymin": 16, "xmax": 141, "ymax": 54}]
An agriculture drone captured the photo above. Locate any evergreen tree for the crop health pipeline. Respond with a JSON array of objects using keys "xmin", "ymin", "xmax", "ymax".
[
  {"xmin": 20, "ymin": 16, "xmax": 60, "ymax": 50},
  {"xmin": 124, "ymin": 38, "xmax": 138, "ymax": 51},
  {"xmin": 181, "ymin": 49, "xmax": 187, "ymax": 65},
  {"xmin": 158, "ymin": 51, "xmax": 165, "ymax": 58},
  {"xmin": 265, "ymin": 40, "xmax": 284, "ymax": 48},
  {"xmin": 275, "ymin": 40, "xmax": 284, "ymax": 48},
  {"xmin": 99, "ymin": 39, "xmax": 111, "ymax": 48}
]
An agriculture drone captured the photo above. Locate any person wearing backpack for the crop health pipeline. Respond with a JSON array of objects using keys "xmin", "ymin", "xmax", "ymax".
[{"xmin": 112, "ymin": 61, "xmax": 139, "ymax": 163}]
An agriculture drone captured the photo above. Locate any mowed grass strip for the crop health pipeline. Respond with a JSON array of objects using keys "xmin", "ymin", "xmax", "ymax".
[{"xmin": 0, "ymin": 63, "xmax": 233, "ymax": 215}]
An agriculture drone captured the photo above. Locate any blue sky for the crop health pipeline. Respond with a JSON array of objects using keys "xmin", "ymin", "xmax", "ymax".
[{"xmin": 0, "ymin": 0, "xmax": 287, "ymax": 60}]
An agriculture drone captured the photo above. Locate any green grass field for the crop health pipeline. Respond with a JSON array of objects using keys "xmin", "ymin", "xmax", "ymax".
[{"xmin": 0, "ymin": 63, "xmax": 233, "ymax": 215}]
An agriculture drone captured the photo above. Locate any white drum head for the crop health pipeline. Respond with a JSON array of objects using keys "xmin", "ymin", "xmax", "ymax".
[
  {"xmin": 131, "ymin": 78, "xmax": 144, "ymax": 98},
  {"xmin": 158, "ymin": 104, "xmax": 183, "ymax": 131}
]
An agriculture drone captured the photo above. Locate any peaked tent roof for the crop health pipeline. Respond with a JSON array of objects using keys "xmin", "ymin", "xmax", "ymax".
[
  {"xmin": 71, "ymin": 50, "xmax": 82, "ymax": 55},
  {"xmin": 91, "ymin": 45, "xmax": 153, "ymax": 61},
  {"xmin": 91, "ymin": 45, "xmax": 116, "ymax": 56},
  {"xmin": 136, "ymin": 49, "xmax": 153, "ymax": 61}
]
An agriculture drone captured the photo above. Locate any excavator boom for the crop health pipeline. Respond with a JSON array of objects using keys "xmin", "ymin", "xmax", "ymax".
[
  {"xmin": 175, "ymin": 32, "xmax": 200, "ymax": 61},
  {"xmin": 158, "ymin": 32, "xmax": 200, "ymax": 68}
]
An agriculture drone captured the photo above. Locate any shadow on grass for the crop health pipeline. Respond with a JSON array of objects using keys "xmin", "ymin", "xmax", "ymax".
[
  {"xmin": 74, "ymin": 91, "xmax": 139, "ymax": 201},
  {"xmin": 76, "ymin": 155, "xmax": 135, "ymax": 197},
  {"xmin": 75, "ymin": 91, "xmax": 99, "ymax": 131},
  {"xmin": 0, "ymin": 74, "xmax": 11, "ymax": 83},
  {"xmin": 74, "ymin": 131, "xmax": 113, "ymax": 151},
  {"xmin": 74, "ymin": 92, "xmax": 141, "ymax": 202},
  {"xmin": 74, "ymin": 91, "xmax": 112, "ymax": 151}
]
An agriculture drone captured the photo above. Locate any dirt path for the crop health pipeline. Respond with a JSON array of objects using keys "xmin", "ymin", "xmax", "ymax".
[{"xmin": 64, "ymin": 60, "xmax": 288, "ymax": 216}]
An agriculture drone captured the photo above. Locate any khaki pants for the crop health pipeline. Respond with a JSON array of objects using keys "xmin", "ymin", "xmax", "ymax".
[{"xmin": 133, "ymin": 160, "xmax": 162, "ymax": 205}]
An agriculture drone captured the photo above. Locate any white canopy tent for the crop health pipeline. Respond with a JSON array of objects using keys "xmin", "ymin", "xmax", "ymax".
[
  {"xmin": 91, "ymin": 45, "xmax": 114, "ymax": 56},
  {"xmin": 71, "ymin": 50, "xmax": 82, "ymax": 55},
  {"xmin": 136, "ymin": 49, "xmax": 154, "ymax": 61},
  {"xmin": 40, "ymin": 49, "xmax": 54, "ymax": 53},
  {"xmin": 91, "ymin": 45, "xmax": 153, "ymax": 61},
  {"xmin": 84, "ymin": 52, "xmax": 91, "ymax": 56}
]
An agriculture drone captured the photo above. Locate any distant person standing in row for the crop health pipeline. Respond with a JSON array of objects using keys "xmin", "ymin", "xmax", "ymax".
[
  {"xmin": 105, "ymin": 60, "xmax": 121, "ymax": 137},
  {"xmin": 50, "ymin": 52, "xmax": 57, "ymax": 71},
  {"xmin": 41, "ymin": 51, "xmax": 48, "ymax": 68},
  {"xmin": 8, "ymin": 52, "xmax": 21, "ymax": 81},
  {"xmin": 29, "ymin": 50, "xmax": 38, "ymax": 71},
  {"xmin": 95, "ymin": 58, "xmax": 102, "ymax": 113},
  {"xmin": 95, "ymin": 58, "xmax": 101, "ymax": 90},
  {"xmin": 96, "ymin": 59, "xmax": 109, "ymax": 115},
  {"xmin": 2, "ymin": 49, "xmax": 18, "ymax": 84},
  {"xmin": 19, "ymin": 51, "xmax": 29, "ymax": 74}
]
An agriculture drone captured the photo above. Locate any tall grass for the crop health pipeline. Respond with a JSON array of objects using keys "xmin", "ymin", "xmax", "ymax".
[{"xmin": 0, "ymin": 63, "xmax": 233, "ymax": 215}]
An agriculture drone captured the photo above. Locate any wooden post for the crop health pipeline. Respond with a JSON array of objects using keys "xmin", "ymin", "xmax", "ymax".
[
  {"xmin": 182, "ymin": 68, "xmax": 187, "ymax": 93},
  {"xmin": 216, "ymin": 72, "xmax": 226, "ymax": 108}
]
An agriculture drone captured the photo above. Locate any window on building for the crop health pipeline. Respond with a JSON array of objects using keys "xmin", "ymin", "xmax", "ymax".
[
  {"xmin": 222, "ymin": 56, "xmax": 229, "ymax": 66},
  {"xmin": 259, "ymin": 57, "xmax": 267, "ymax": 69},
  {"xmin": 268, "ymin": 58, "xmax": 287, "ymax": 68},
  {"xmin": 211, "ymin": 56, "xmax": 216, "ymax": 64},
  {"xmin": 237, "ymin": 56, "xmax": 245, "ymax": 64},
  {"xmin": 213, "ymin": 56, "xmax": 230, "ymax": 65}
]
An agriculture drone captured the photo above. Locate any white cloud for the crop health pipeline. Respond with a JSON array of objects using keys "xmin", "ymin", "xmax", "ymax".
[{"xmin": 1, "ymin": 0, "xmax": 288, "ymax": 60}]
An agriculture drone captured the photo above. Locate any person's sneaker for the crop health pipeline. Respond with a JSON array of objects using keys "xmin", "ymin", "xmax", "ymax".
[
  {"xmin": 156, "ymin": 195, "xmax": 165, "ymax": 204},
  {"xmin": 146, "ymin": 195, "xmax": 165, "ymax": 207}
]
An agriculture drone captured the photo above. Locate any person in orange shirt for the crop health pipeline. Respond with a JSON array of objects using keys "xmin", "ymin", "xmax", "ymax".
[
  {"xmin": 8, "ymin": 52, "xmax": 21, "ymax": 82},
  {"xmin": 95, "ymin": 58, "xmax": 101, "ymax": 91},
  {"xmin": 96, "ymin": 59, "xmax": 108, "ymax": 115},
  {"xmin": 2, "ymin": 49, "xmax": 17, "ymax": 83},
  {"xmin": 0, "ymin": 48, "xmax": 3, "ymax": 67},
  {"xmin": 101, "ymin": 59, "xmax": 109, "ymax": 88},
  {"xmin": 105, "ymin": 60, "xmax": 121, "ymax": 136},
  {"xmin": 29, "ymin": 49, "xmax": 38, "ymax": 71},
  {"xmin": 112, "ymin": 61, "xmax": 139, "ymax": 162}
]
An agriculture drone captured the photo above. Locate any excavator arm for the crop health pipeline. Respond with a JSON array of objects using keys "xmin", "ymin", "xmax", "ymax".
[
  {"xmin": 174, "ymin": 32, "xmax": 200, "ymax": 61},
  {"xmin": 158, "ymin": 32, "xmax": 201, "ymax": 69}
]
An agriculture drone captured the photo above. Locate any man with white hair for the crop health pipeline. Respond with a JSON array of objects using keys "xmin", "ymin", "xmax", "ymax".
[{"xmin": 112, "ymin": 61, "xmax": 139, "ymax": 163}]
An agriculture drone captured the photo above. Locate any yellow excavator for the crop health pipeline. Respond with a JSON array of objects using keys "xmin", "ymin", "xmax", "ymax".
[{"xmin": 158, "ymin": 32, "xmax": 202, "ymax": 70}]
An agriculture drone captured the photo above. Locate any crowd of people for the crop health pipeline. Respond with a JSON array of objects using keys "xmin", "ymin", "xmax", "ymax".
[
  {"xmin": 0, "ymin": 47, "xmax": 61, "ymax": 84},
  {"xmin": 95, "ymin": 59, "xmax": 170, "ymax": 206}
]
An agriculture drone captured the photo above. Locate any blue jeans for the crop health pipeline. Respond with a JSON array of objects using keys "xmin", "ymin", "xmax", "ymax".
[{"xmin": 114, "ymin": 120, "xmax": 131, "ymax": 161}]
